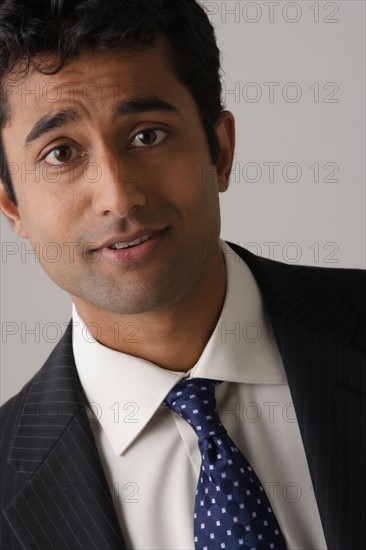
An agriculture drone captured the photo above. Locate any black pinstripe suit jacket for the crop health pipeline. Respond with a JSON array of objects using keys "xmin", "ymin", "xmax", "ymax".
[{"xmin": 1, "ymin": 242, "xmax": 365, "ymax": 550}]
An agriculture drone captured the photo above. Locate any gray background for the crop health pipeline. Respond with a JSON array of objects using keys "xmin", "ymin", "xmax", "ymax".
[{"xmin": 1, "ymin": 1, "xmax": 365, "ymax": 403}]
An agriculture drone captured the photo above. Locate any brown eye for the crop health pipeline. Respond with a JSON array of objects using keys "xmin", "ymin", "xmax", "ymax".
[
  {"xmin": 44, "ymin": 145, "xmax": 78, "ymax": 165},
  {"xmin": 129, "ymin": 129, "xmax": 168, "ymax": 148}
]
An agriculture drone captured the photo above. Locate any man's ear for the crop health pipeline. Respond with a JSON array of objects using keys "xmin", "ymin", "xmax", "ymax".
[
  {"xmin": 0, "ymin": 182, "xmax": 28, "ymax": 238},
  {"xmin": 214, "ymin": 110, "xmax": 236, "ymax": 192}
]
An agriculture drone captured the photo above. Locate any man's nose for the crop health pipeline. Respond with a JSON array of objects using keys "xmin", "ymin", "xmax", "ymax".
[{"xmin": 91, "ymin": 153, "xmax": 147, "ymax": 217}]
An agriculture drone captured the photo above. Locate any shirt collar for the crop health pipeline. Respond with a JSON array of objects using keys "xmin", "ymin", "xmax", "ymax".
[{"xmin": 72, "ymin": 240, "xmax": 286, "ymax": 456}]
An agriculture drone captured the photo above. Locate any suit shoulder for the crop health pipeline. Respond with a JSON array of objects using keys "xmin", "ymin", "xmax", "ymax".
[
  {"xmin": 226, "ymin": 241, "xmax": 366, "ymax": 315},
  {"xmin": 1, "ymin": 320, "xmax": 74, "ymax": 426},
  {"xmin": 0, "ymin": 361, "xmax": 44, "ymax": 433},
  {"xmin": 0, "ymin": 377, "xmax": 33, "ymax": 466}
]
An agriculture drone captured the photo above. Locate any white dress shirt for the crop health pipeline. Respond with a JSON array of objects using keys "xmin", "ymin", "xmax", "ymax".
[{"xmin": 72, "ymin": 241, "xmax": 327, "ymax": 550}]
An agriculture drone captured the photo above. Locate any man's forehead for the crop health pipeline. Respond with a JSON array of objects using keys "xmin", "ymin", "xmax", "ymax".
[
  {"xmin": 5, "ymin": 49, "xmax": 156, "ymax": 103},
  {"xmin": 3, "ymin": 43, "xmax": 180, "ymax": 127}
]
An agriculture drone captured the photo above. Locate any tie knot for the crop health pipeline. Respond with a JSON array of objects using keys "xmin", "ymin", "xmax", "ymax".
[{"xmin": 163, "ymin": 378, "xmax": 226, "ymax": 439}]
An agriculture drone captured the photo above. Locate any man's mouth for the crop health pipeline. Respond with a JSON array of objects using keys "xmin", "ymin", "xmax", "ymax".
[
  {"xmin": 94, "ymin": 227, "xmax": 169, "ymax": 263},
  {"xmin": 108, "ymin": 234, "xmax": 153, "ymax": 250}
]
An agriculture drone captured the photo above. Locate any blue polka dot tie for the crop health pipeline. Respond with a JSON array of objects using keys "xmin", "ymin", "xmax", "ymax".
[{"xmin": 163, "ymin": 377, "xmax": 287, "ymax": 550}]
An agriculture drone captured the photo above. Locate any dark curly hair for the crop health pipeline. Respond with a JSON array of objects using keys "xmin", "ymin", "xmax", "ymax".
[{"xmin": 0, "ymin": 0, "xmax": 224, "ymax": 206}]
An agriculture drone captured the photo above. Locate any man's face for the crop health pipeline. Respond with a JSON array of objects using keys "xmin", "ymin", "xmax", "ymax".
[{"xmin": 0, "ymin": 43, "xmax": 234, "ymax": 316}]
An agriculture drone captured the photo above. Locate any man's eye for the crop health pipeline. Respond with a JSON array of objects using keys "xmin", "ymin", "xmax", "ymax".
[
  {"xmin": 129, "ymin": 129, "xmax": 168, "ymax": 148},
  {"xmin": 43, "ymin": 145, "xmax": 79, "ymax": 166}
]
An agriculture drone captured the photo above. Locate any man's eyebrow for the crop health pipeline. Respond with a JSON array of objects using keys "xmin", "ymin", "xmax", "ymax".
[
  {"xmin": 24, "ymin": 96, "xmax": 179, "ymax": 149},
  {"xmin": 113, "ymin": 96, "xmax": 178, "ymax": 117},
  {"xmin": 24, "ymin": 109, "xmax": 79, "ymax": 149}
]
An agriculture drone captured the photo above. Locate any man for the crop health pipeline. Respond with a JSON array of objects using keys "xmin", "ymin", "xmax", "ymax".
[{"xmin": 0, "ymin": 1, "xmax": 364, "ymax": 549}]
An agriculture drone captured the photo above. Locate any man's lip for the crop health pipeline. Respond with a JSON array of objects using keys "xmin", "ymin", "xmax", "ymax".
[{"xmin": 94, "ymin": 227, "xmax": 169, "ymax": 251}]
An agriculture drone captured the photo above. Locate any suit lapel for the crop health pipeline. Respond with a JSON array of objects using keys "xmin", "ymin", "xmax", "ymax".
[
  {"xmin": 4, "ymin": 323, "xmax": 126, "ymax": 550},
  {"xmin": 228, "ymin": 242, "xmax": 366, "ymax": 549}
]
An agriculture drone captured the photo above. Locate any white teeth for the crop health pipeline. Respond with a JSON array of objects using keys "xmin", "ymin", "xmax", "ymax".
[{"xmin": 110, "ymin": 234, "xmax": 152, "ymax": 250}]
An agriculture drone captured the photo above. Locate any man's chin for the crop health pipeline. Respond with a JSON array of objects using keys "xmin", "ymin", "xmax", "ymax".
[{"xmin": 71, "ymin": 283, "xmax": 187, "ymax": 317}]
